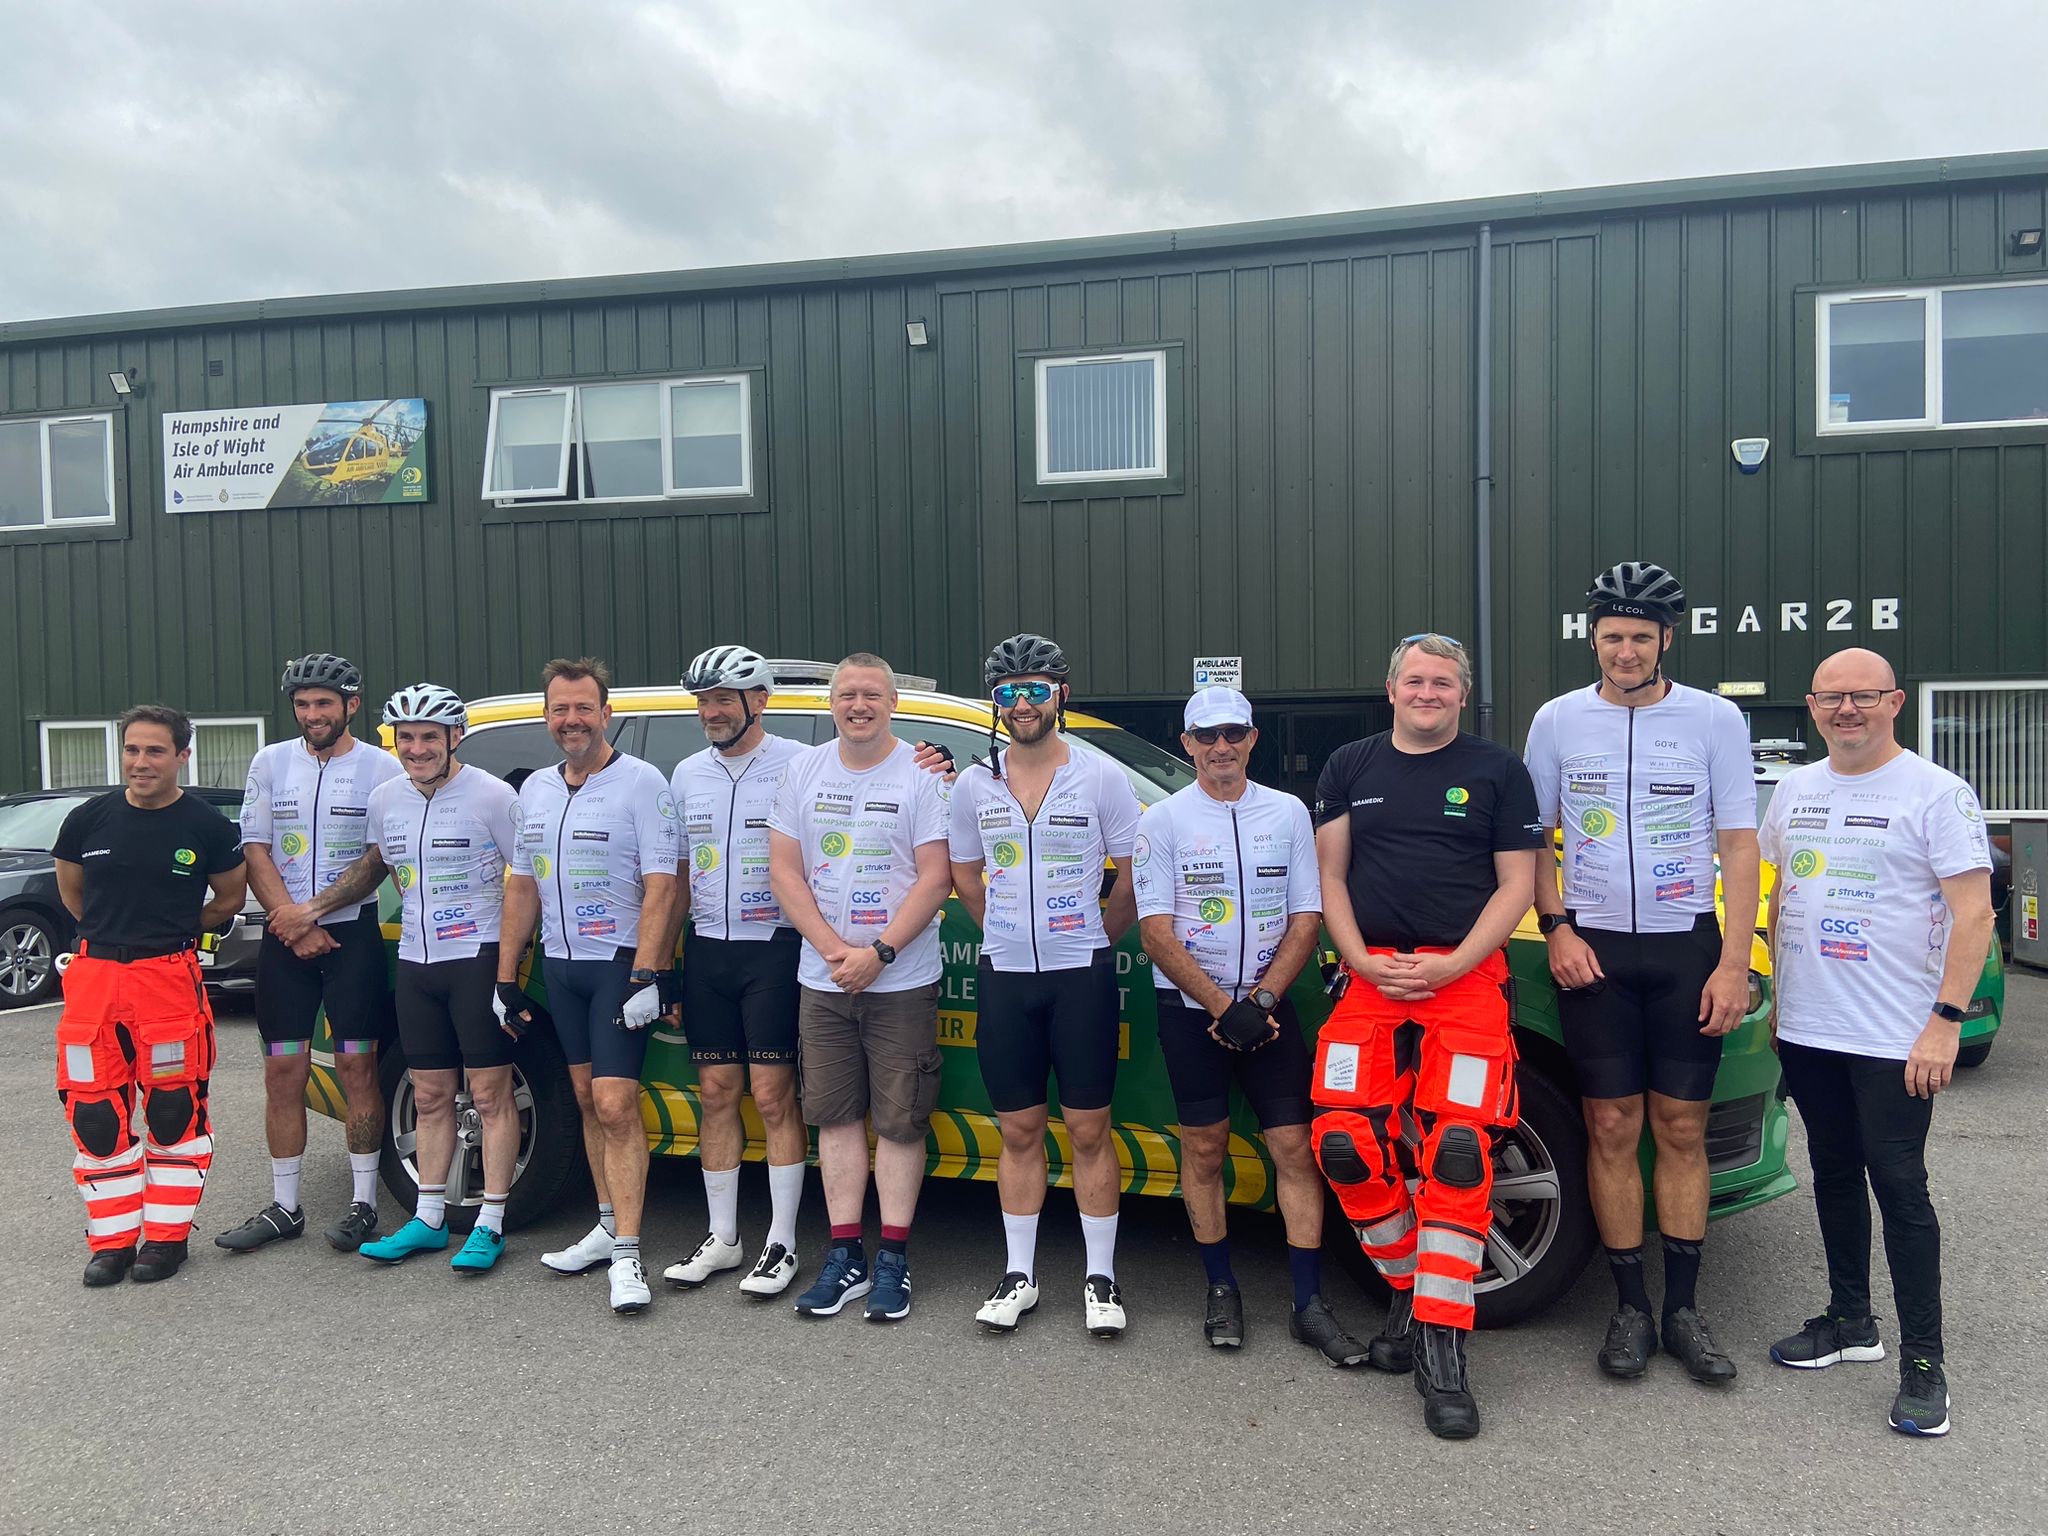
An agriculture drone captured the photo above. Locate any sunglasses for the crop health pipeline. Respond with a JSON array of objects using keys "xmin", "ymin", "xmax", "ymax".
[
  {"xmin": 1189, "ymin": 724, "xmax": 1252, "ymax": 745},
  {"xmin": 992, "ymin": 681, "xmax": 1058, "ymax": 707},
  {"xmin": 1401, "ymin": 632, "xmax": 1465, "ymax": 648}
]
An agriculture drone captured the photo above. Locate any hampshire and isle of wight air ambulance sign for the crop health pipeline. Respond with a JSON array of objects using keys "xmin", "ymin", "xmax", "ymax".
[{"xmin": 162, "ymin": 398, "xmax": 429, "ymax": 512}]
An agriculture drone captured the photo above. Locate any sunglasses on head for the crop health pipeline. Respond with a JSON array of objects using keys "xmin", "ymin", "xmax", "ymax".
[
  {"xmin": 992, "ymin": 681, "xmax": 1058, "ymax": 707},
  {"xmin": 1189, "ymin": 724, "xmax": 1251, "ymax": 745},
  {"xmin": 1401, "ymin": 632, "xmax": 1465, "ymax": 648}
]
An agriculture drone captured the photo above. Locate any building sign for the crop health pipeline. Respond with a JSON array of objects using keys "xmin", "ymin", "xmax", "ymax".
[
  {"xmin": 164, "ymin": 398, "xmax": 428, "ymax": 512},
  {"xmin": 1193, "ymin": 655, "xmax": 1243, "ymax": 688},
  {"xmin": 1560, "ymin": 597, "xmax": 1900, "ymax": 639}
]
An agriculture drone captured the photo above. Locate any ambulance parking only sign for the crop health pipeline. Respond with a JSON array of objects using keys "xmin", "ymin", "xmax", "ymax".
[{"xmin": 1193, "ymin": 656, "xmax": 1243, "ymax": 689}]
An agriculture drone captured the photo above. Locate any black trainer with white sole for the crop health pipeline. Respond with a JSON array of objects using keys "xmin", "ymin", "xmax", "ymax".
[
  {"xmin": 1890, "ymin": 1358, "xmax": 1951, "ymax": 1437},
  {"xmin": 1771, "ymin": 1312, "xmax": 1885, "ymax": 1370},
  {"xmin": 215, "ymin": 1202, "xmax": 305, "ymax": 1253}
]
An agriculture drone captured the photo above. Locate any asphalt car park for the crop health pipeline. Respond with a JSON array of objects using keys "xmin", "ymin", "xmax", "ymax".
[{"xmin": 2, "ymin": 976, "xmax": 2042, "ymax": 1535}]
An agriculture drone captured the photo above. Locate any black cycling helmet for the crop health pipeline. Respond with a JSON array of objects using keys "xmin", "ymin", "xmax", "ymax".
[
  {"xmin": 983, "ymin": 633, "xmax": 1070, "ymax": 691},
  {"xmin": 280, "ymin": 652, "xmax": 362, "ymax": 698},
  {"xmin": 1587, "ymin": 561, "xmax": 1686, "ymax": 626}
]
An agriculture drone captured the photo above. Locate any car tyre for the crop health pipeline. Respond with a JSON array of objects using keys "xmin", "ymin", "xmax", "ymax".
[
  {"xmin": 0, "ymin": 907, "xmax": 62, "ymax": 1009},
  {"xmin": 1955, "ymin": 1038, "xmax": 1994, "ymax": 1070},
  {"xmin": 377, "ymin": 1025, "xmax": 582, "ymax": 1232}
]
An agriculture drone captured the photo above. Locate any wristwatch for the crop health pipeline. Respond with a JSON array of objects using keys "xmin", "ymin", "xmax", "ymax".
[
  {"xmin": 1249, "ymin": 987, "xmax": 1279, "ymax": 1014},
  {"xmin": 871, "ymin": 939, "xmax": 897, "ymax": 966},
  {"xmin": 1538, "ymin": 912, "xmax": 1575, "ymax": 936},
  {"xmin": 1933, "ymin": 1001, "xmax": 1970, "ymax": 1024},
  {"xmin": 629, "ymin": 967, "xmax": 660, "ymax": 986}
]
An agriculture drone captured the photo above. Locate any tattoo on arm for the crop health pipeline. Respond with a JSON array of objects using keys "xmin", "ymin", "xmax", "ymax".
[{"xmin": 310, "ymin": 850, "xmax": 388, "ymax": 917}]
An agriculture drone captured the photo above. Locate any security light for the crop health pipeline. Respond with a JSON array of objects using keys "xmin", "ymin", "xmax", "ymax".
[
  {"xmin": 107, "ymin": 369, "xmax": 134, "ymax": 397},
  {"xmin": 2013, "ymin": 228, "xmax": 2044, "ymax": 255},
  {"xmin": 905, "ymin": 318, "xmax": 930, "ymax": 348}
]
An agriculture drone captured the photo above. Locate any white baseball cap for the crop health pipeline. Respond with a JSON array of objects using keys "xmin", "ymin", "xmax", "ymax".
[{"xmin": 1184, "ymin": 686, "xmax": 1254, "ymax": 731}]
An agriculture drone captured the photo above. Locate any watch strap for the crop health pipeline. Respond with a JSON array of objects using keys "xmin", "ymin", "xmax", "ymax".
[{"xmin": 1934, "ymin": 1001, "xmax": 1969, "ymax": 1024}]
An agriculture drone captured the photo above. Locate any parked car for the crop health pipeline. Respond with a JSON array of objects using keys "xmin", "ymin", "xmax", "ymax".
[
  {"xmin": 307, "ymin": 668, "xmax": 1793, "ymax": 1326},
  {"xmin": 0, "ymin": 786, "xmax": 264, "ymax": 1008}
]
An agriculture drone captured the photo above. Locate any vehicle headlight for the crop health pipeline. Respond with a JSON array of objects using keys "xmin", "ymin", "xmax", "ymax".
[{"xmin": 1747, "ymin": 970, "xmax": 1765, "ymax": 1015}]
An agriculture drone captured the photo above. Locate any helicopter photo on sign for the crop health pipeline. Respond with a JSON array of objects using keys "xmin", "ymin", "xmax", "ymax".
[
  {"xmin": 281, "ymin": 397, "xmax": 428, "ymax": 505},
  {"xmin": 162, "ymin": 396, "xmax": 429, "ymax": 513}
]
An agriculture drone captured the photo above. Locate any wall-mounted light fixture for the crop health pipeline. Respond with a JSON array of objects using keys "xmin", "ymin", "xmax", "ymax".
[
  {"xmin": 2012, "ymin": 228, "xmax": 2044, "ymax": 255},
  {"xmin": 108, "ymin": 368, "xmax": 137, "ymax": 398},
  {"xmin": 905, "ymin": 318, "xmax": 931, "ymax": 348}
]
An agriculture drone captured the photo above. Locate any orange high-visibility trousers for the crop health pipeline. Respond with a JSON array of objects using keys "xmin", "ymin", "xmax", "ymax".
[
  {"xmin": 1309, "ymin": 949, "xmax": 1517, "ymax": 1330},
  {"xmin": 55, "ymin": 948, "xmax": 217, "ymax": 1251}
]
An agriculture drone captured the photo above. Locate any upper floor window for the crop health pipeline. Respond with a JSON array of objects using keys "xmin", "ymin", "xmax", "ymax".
[
  {"xmin": 0, "ymin": 413, "xmax": 116, "ymax": 531},
  {"xmin": 1819, "ymin": 281, "xmax": 2048, "ymax": 433},
  {"xmin": 1034, "ymin": 351, "xmax": 1167, "ymax": 483},
  {"xmin": 481, "ymin": 375, "xmax": 752, "ymax": 505}
]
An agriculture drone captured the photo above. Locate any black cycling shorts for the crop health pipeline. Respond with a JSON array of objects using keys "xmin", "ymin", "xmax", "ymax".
[
  {"xmin": 975, "ymin": 951, "xmax": 1121, "ymax": 1114},
  {"xmin": 255, "ymin": 911, "xmax": 393, "ymax": 1049},
  {"xmin": 395, "ymin": 946, "xmax": 510, "ymax": 1072},
  {"xmin": 1154, "ymin": 993, "xmax": 1312, "ymax": 1130},
  {"xmin": 683, "ymin": 929, "xmax": 800, "ymax": 1067},
  {"xmin": 1557, "ymin": 913, "xmax": 1727, "ymax": 1102},
  {"xmin": 546, "ymin": 949, "xmax": 646, "ymax": 1081}
]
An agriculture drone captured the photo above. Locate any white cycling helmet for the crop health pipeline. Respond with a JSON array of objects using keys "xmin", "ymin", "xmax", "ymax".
[
  {"xmin": 382, "ymin": 682, "xmax": 467, "ymax": 730},
  {"xmin": 684, "ymin": 645, "xmax": 776, "ymax": 694}
]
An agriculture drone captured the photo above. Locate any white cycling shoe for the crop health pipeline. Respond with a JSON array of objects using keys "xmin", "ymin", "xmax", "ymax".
[
  {"xmin": 609, "ymin": 1253, "xmax": 651, "ymax": 1314},
  {"xmin": 1085, "ymin": 1275, "xmax": 1127, "ymax": 1338},
  {"xmin": 738, "ymin": 1242, "xmax": 799, "ymax": 1298},
  {"xmin": 664, "ymin": 1232, "xmax": 744, "ymax": 1288},
  {"xmin": 975, "ymin": 1270, "xmax": 1040, "ymax": 1332},
  {"xmin": 542, "ymin": 1223, "xmax": 614, "ymax": 1275}
]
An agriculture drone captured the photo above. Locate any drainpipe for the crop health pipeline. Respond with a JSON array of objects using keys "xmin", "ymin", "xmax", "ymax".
[{"xmin": 1474, "ymin": 221, "xmax": 1496, "ymax": 741}]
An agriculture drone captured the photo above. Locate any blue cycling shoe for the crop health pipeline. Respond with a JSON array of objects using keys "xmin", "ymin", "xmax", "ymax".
[
  {"xmin": 450, "ymin": 1227, "xmax": 505, "ymax": 1274},
  {"xmin": 360, "ymin": 1217, "xmax": 450, "ymax": 1264}
]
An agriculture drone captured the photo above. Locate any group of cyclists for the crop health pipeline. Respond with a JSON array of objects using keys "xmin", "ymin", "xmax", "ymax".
[{"xmin": 47, "ymin": 559, "xmax": 1987, "ymax": 1441}]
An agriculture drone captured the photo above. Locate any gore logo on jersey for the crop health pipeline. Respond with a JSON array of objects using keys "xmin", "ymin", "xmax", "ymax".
[
  {"xmin": 572, "ymin": 829, "xmax": 610, "ymax": 842},
  {"xmin": 863, "ymin": 801, "xmax": 899, "ymax": 814},
  {"xmin": 1845, "ymin": 815, "xmax": 1891, "ymax": 829},
  {"xmin": 1649, "ymin": 782, "xmax": 1694, "ymax": 796},
  {"xmin": 1255, "ymin": 865, "xmax": 1287, "ymax": 878},
  {"xmin": 430, "ymin": 838, "xmax": 470, "ymax": 848},
  {"xmin": 1048, "ymin": 814, "xmax": 1090, "ymax": 827}
]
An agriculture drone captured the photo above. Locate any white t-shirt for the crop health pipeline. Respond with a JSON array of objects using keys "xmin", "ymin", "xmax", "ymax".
[
  {"xmin": 1759, "ymin": 750, "xmax": 1992, "ymax": 1059},
  {"xmin": 947, "ymin": 744, "xmax": 1142, "ymax": 973},
  {"xmin": 511, "ymin": 752, "xmax": 681, "ymax": 961},
  {"xmin": 768, "ymin": 736, "xmax": 951, "ymax": 992},
  {"xmin": 240, "ymin": 737, "xmax": 406, "ymax": 924},
  {"xmin": 366, "ymin": 765, "xmax": 520, "ymax": 964},
  {"xmin": 673, "ymin": 734, "xmax": 809, "ymax": 941},
  {"xmin": 1131, "ymin": 779, "xmax": 1320, "ymax": 1007}
]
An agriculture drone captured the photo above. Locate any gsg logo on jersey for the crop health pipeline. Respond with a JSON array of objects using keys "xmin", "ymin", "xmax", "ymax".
[
  {"xmin": 1044, "ymin": 893, "xmax": 1082, "ymax": 911},
  {"xmin": 574, "ymin": 902, "xmax": 609, "ymax": 918},
  {"xmin": 1819, "ymin": 916, "xmax": 1863, "ymax": 937},
  {"xmin": 1651, "ymin": 860, "xmax": 1687, "ymax": 878},
  {"xmin": 850, "ymin": 890, "xmax": 887, "ymax": 905},
  {"xmin": 431, "ymin": 908, "xmax": 469, "ymax": 922},
  {"xmin": 739, "ymin": 889, "xmax": 778, "ymax": 905}
]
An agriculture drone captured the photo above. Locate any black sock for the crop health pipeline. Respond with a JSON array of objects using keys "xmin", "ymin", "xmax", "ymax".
[
  {"xmin": 1662, "ymin": 1237, "xmax": 1702, "ymax": 1322},
  {"xmin": 1606, "ymin": 1244, "xmax": 1651, "ymax": 1314}
]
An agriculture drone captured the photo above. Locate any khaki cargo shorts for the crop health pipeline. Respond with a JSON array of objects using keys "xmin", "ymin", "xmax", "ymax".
[{"xmin": 797, "ymin": 981, "xmax": 943, "ymax": 1144}]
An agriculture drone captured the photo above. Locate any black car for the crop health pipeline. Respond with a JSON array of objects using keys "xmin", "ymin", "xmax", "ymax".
[{"xmin": 0, "ymin": 786, "xmax": 262, "ymax": 1009}]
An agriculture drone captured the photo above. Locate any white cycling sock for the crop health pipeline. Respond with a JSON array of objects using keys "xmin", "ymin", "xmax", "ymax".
[
  {"xmin": 598, "ymin": 1202, "xmax": 617, "ymax": 1236},
  {"xmin": 766, "ymin": 1162, "xmax": 805, "ymax": 1252},
  {"xmin": 271, "ymin": 1156, "xmax": 303, "ymax": 1213},
  {"xmin": 477, "ymin": 1193, "xmax": 507, "ymax": 1235},
  {"xmin": 348, "ymin": 1151, "xmax": 380, "ymax": 1209},
  {"xmin": 1081, "ymin": 1212, "xmax": 1118, "ymax": 1281},
  {"xmin": 703, "ymin": 1166, "xmax": 740, "ymax": 1246},
  {"xmin": 1003, "ymin": 1209, "xmax": 1039, "ymax": 1284},
  {"xmin": 415, "ymin": 1183, "xmax": 447, "ymax": 1230}
]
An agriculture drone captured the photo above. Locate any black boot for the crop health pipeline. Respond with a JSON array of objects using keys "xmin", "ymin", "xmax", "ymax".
[
  {"xmin": 1369, "ymin": 1286, "xmax": 1415, "ymax": 1373},
  {"xmin": 1412, "ymin": 1322, "xmax": 1481, "ymax": 1440},
  {"xmin": 83, "ymin": 1247, "xmax": 136, "ymax": 1287},
  {"xmin": 131, "ymin": 1239, "xmax": 189, "ymax": 1283}
]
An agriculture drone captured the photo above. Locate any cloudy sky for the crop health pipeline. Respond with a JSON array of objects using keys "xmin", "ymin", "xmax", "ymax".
[{"xmin": 4, "ymin": 1, "xmax": 2044, "ymax": 321}]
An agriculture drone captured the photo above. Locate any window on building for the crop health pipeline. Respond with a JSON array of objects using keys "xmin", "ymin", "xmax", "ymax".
[
  {"xmin": 1819, "ymin": 281, "xmax": 2048, "ymax": 433},
  {"xmin": 1034, "ymin": 352, "xmax": 1167, "ymax": 483},
  {"xmin": 184, "ymin": 719, "xmax": 264, "ymax": 789},
  {"xmin": 38, "ymin": 716, "xmax": 264, "ymax": 790},
  {"xmin": 481, "ymin": 375, "xmax": 752, "ymax": 505},
  {"xmin": 1920, "ymin": 681, "xmax": 2048, "ymax": 818},
  {"xmin": 0, "ymin": 414, "xmax": 116, "ymax": 531}
]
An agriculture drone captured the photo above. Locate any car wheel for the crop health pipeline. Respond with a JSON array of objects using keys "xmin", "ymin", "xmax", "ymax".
[
  {"xmin": 1321, "ymin": 1061, "xmax": 1597, "ymax": 1329},
  {"xmin": 1955, "ymin": 1038, "xmax": 1994, "ymax": 1070},
  {"xmin": 0, "ymin": 908, "xmax": 60, "ymax": 1009},
  {"xmin": 377, "ymin": 1027, "xmax": 582, "ymax": 1233}
]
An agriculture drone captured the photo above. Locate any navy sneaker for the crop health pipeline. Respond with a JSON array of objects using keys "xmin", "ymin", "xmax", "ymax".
[
  {"xmin": 865, "ymin": 1251, "xmax": 912, "ymax": 1323},
  {"xmin": 1890, "ymin": 1358, "xmax": 1951, "ymax": 1437},
  {"xmin": 792, "ymin": 1244, "xmax": 872, "ymax": 1317}
]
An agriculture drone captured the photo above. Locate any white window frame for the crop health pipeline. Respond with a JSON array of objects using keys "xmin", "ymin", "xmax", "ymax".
[
  {"xmin": 1, "ymin": 413, "xmax": 117, "ymax": 532},
  {"xmin": 1817, "ymin": 279, "xmax": 2048, "ymax": 435},
  {"xmin": 1918, "ymin": 679, "xmax": 2048, "ymax": 819},
  {"xmin": 1033, "ymin": 350, "xmax": 1168, "ymax": 485},
  {"xmin": 482, "ymin": 374, "xmax": 752, "ymax": 507},
  {"xmin": 181, "ymin": 715, "xmax": 267, "ymax": 789},
  {"xmin": 39, "ymin": 721, "xmax": 118, "ymax": 788}
]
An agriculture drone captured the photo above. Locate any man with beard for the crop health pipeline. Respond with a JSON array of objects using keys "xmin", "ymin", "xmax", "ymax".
[{"xmin": 219, "ymin": 653, "xmax": 404, "ymax": 1256}]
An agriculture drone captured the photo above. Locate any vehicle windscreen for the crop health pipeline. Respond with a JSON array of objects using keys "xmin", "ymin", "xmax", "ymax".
[
  {"xmin": 0, "ymin": 795, "xmax": 91, "ymax": 851},
  {"xmin": 1068, "ymin": 726, "xmax": 1198, "ymax": 805}
]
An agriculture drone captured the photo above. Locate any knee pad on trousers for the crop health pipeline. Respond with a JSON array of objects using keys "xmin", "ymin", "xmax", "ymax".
[
  {"xmin": 1315, "ymin": 1127, "xmax": 1370, "ymax": 1184},
  {"xmin": 145, "ymin": 1085, "xmax": 200, "ymax": 1146},
  {"xmin": 1312, "ymin": 1110, "xmax": 1389, "ymax": 1183},
  {"xmin": 1429, "ymin": 1122, "xmax": 1486, "ymax": 1189},
  {"xmin": 70, "ymin": 1096, "xmax": 128, "ymax": 1158}
]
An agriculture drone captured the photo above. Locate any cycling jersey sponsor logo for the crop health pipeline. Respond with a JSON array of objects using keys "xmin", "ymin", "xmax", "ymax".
[
  {"xmin": 1828, "ymin": 864, "xmax": 1876, "ymax": 883},
  {"xmin": 173, "ymin": 847, "xmax": 197, "ymax": 866},
  {"xmin": 693, "ymin": 845, "xmax": 720, "ymax": 873},
  {"xmin": 820, "ymin": 831, "xmax": 851, "ymax": 858},
  {"xmin": 850, "ymin": 906, "xmax": 890, "ymax": 925},
  {"xmin": 1789, "ymin": 816, "xmax": 1830, "ymax": 830},
  {"xmin": 1819, "ymin": 916, "xmax": 1864, "ymax": 936},
  {"xmin": 431, "ymin": 837, "xmax": 470, "ymax": 849},
  {"xmin": 1040, "ymin": 862, "xmax": 1090, "ymax": 881},
  {"xmin": 331, "ymin": 805, "xmax": 366, "ymax": 818},
  {"xmin": 279, "ymin": 831, "xmax": 308, "ymax": 856},
  {"xmin": 577, "ymin": 917, "xmax": 618, "ymax": 937},
  {"xmin": 572, "ymin": 829, "xmax": 609, "ymax": 842},
  {"xmin": 1133, "ymin": 834, "xmax": 1151, "ymax": 867},
  {"xmin": 1652, "ymin": 860, "xmax": 1687, "ymax": 877},
  {"xmin": 1255, "ymin": 865, "xmax": 1287, "ymax": 878},
  {"xmin": 1047, "ymin": 913, "xmax": 1087, "ymax": 933},
  {"xmin": 395, "ymin": 864, "xmax": 418, "ymax": 889},
  {"xmin": 854, "ymin": 860, "xmax": 895, "ymax": 875},
  {"xmin": 992, "ymin": 840, "xmax": 1021, "ymax": 868},
  {"xmin": 1197, "ymin": 895, "xmax": 1235, "ymax": 925},
  {"xmin": 1649, "ymin": 782, "xmax": 1694, "ymax": 796},
  {"xmin": 1579, "ymin": 807, "xmax": 1616, "ymax": 838},
  {"xmin": 656, "ymin": 791, "xmax": 678, "ymax": 819},
  {"xmin": 1250, "ymin": 902, "xmax": 1284, "ymax": 919},
  {"xmin": 1788, "ymin": 849, "xmax": 1825, "ymax": 878},
  {"xmin": 864, "ymin": 801, "xmax": 899, "ymax": 814},
  {"xmin": 435, "ymin": 919, "xmax": 479, "ymax": 940},
  {"xmin": 1954, "ymin": 788, "xmax": 1982, "ymax": 822},
  {"xmin": 1656, "ymin": 879, "xmax": 1695, "ymax": 901},
  {"xmin": 743, "ymin": 816, "xmax": 769, "ymax": 829},
  {"xmin": 1844, "ymin": 815, "xmax": 1890, "ymax": 829},
  {"xmin": 1184, "ymin": 872, "xmax": 1224, "ymax": 886},
  {"xmin": 979, "ymin": 808, "xmax": 1012, "ymax": 830},
  {"xmin": 530, "ymin": 854, "xmax": 551, "ymax": 879},
  {"xmin": 1828, "ymin": 885, "xmax": 1878, "ymax": 904},
  {"xmin": 1444, "ymin": 787, "xmax": 1469, "ymax": 818},
  {"xmin": 1045, "ymin": 893, "xmax": 1083, "ymax": 911},
  {"xmin": 1567, "ymin": 778, "xmax": 1608, "ymax": 794},
  {"xmin": 1048, "ymin": 814, "xmax": 1090, "ymax": 827},
  {"xmin": 1819, "ymin": 938, "xmax": 1869, "ymax": 962}
]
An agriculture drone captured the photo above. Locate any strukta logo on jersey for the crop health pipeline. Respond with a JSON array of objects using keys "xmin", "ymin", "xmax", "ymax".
[
  {"xmin": 1789, "ymin": 849, "xmax": 1825, "ymax": 879},
  {"xmin": 1828, "ymin": 884, "xmax": 1878, "ymax": 904},
  {"xmin": 1580, "ymin": 807, "xmax": 1616, "ymax": 838},
  {"xmin": 280, "ymin": 831, "xmax": 308, "ymax": 857},
  {"xmin": 820, "ymin": 831, "xmax": 851, "ymax": 858},
  {"xmin": 1444, "ymin": 786, "xmax": 1470, "ymax": 818}
]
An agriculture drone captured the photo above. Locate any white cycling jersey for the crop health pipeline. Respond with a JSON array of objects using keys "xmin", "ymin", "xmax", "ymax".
[
  {"xmin": 672, "ymin": 733, "xmax": 809, "ymax": 941},
  {"xmin": 1132, "ymin": 779, "xmax": 1319, "ymax": 1007},
  {"xmin": 240, "ymin": 737, "xmax": 406, "ymax": 925},
  {"xmin": 948, "ymin": 745, "xmax": 1142, "ymax": 973},
  {"xmin": 366, "ymin": 764, "xmax": 519, "ymax": 964},
  {"xmin": 511, "ymin": 751, "xmax": 681, "ymax": 961},
  {"xmin": 1523, "ymin": 680, "xmax": 1758, "ymax": 934}
]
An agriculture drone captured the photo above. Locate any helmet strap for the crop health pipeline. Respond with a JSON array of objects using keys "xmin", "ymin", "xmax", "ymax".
[
  {"xmin": 988, "ymin": 705, "xmax": 1003, "ymax": 781},
  {"xmin": 710, "ymin": 694, "xmax": 757, "ymax": 753}
]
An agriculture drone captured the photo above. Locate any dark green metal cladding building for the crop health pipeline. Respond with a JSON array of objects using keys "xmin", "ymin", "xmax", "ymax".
[{"xmin": 3, "ymin": 150, "xmax": 2046, "ymax": 814}]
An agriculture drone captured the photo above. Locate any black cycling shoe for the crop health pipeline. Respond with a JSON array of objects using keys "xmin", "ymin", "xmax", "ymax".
[
  {"xmin": 1369, "ymin": 1286, "xmax": 1416, "ymax": 1373},
  {"xmin": 1289, "ymin": 1295, "xmax": 1369, "ymax": 1367},
  {"xmin": 1890, "ymin": 1358, "xmax": 1951, "ymax": 1437},
  {"xmin": 1597, "ymin": 1304, "xmax": 1659, "ymax": 1379},
  {"xmin": 130, "ymin": 1240, "xmax": 189, "ymax": 1283},
  {"xmin": 1663, "ymin": 1306, "xmax": 1738, "ymax": 1384},
  {"xmin": 214, "ymin": 1201, "xmax": 305, "ymax": 1253},
  {"xmin": 323, "ymin": 1201, "xmax": 380, "ymax": 1252},
  {"xmin": 83, "ymin": 1248, "xmax": 135, "ymax": 1287},
  {"xmin": 1203, "ymin": 1282, "xmax": 1245, "ymax": 1348},
  {"xmin": 1412, "ymin": 1322, "xmax": 1481, "ymax": 1440}
]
